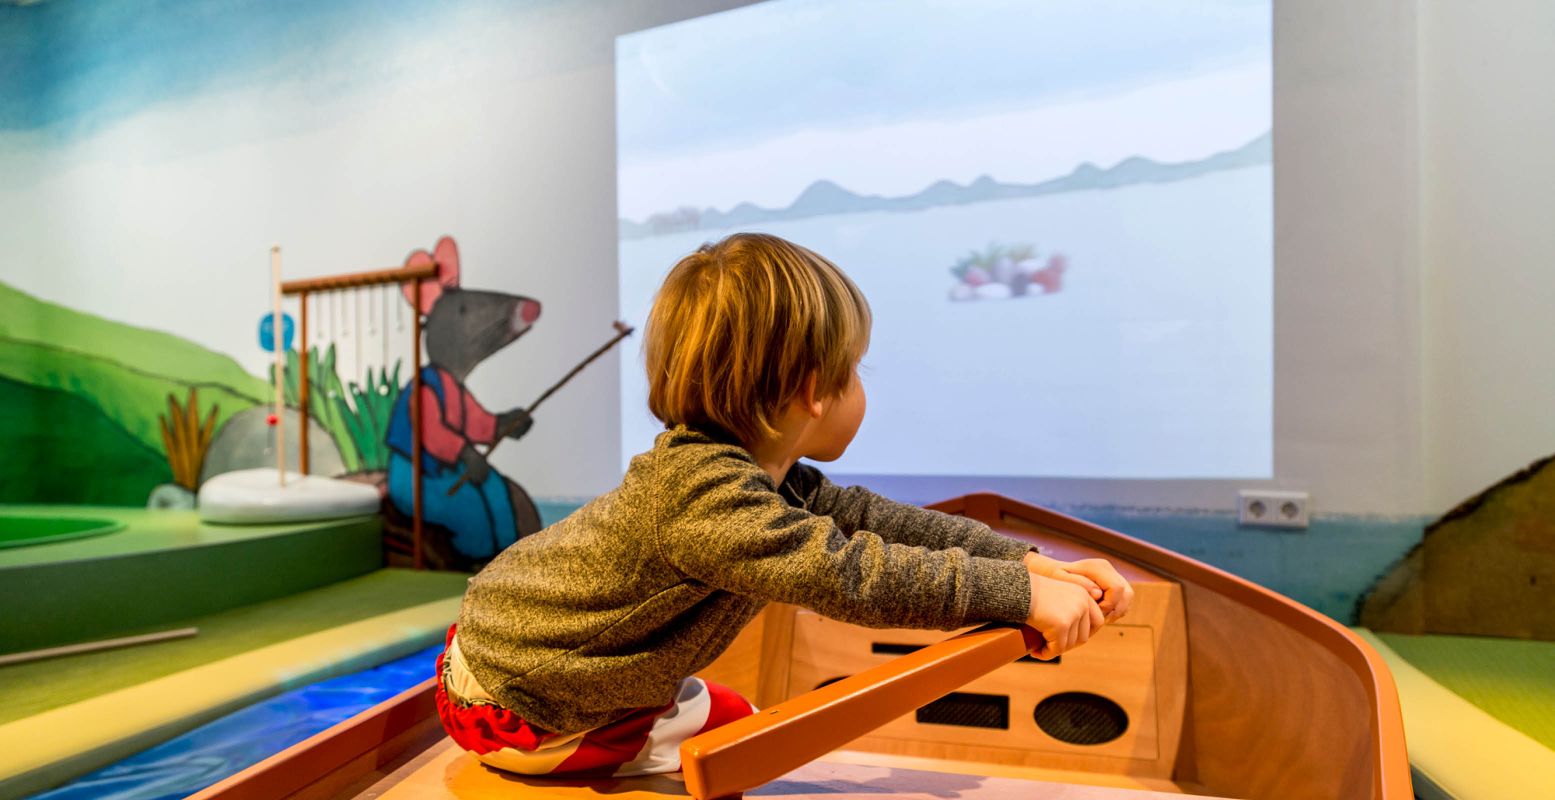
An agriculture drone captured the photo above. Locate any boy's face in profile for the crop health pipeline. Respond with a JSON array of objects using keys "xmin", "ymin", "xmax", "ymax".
[{"xmin": 802, "ymin": 365, "xmax": 866, "ymax": 462}]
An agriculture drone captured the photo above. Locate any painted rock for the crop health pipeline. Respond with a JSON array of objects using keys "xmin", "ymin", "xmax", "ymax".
[{"xmin": 199, "ymin": 406, "xmax": 347, "ymax": 486}]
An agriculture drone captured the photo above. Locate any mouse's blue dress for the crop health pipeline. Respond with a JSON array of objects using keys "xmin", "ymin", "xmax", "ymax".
[{"xmin": 386, "ymin": 365, "xmax": 518, "ymax": 561}]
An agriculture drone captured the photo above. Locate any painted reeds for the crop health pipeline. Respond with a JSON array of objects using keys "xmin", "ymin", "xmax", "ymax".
[{"xmin": 158, "ymin": 387, "xmax": 218, "ymax": 489}]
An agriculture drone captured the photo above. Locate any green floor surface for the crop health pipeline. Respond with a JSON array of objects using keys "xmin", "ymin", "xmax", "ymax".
[
  {"xmin": 0, "ymin": 506, "xmax": 356, "ymax": 568},
  {"xmin": 0, "ymin": 568, "xmax": 467, "ymax": 725},
  {"xmin": 1378, "ymin": 632, "xmax": 1555, "ymax": 750},
  {"xmin": 1, "ymin": 507, "xmax": 383, "ymax": 654}
]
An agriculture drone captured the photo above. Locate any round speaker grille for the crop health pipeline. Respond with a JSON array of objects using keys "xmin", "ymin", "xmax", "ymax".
[{"xmin": 1033, "ymin": 692, "xmax": 1128, "ymax": 745}]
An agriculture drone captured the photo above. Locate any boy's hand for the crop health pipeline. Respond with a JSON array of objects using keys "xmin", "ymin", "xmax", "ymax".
[
  {"xmin": 1025, "ymin": 572, "xmax": 1106, "ymax": 661},
  {"xmin": 1024, "ymin": 552, "xmax": 1135, "ymax": 623}
]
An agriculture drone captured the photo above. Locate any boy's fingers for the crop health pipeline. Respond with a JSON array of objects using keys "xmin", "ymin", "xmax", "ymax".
[
  {"xmin": 1114, "ymin": 586, "xmax": 1134, "ymax": 619},
  {"xmin": 1089, "ymin": 600, "xmax": 1106, "ymax": 629},
  {"xmin": 1050, "ymin": 571, "xmax": 1101, "ymax": 593},
  {"xmin": 1031, "ymin": 627, "xmax": 1057, "ymax": 660},
  {"xmin": 1069, "ymin": 576, "xmax": 1103, "ymax": 600}
]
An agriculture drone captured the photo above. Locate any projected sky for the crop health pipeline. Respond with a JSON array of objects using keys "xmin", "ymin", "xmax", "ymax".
[{"xmin": 618, "ymin": 0, "xmax": 1272, "ymax": 480}]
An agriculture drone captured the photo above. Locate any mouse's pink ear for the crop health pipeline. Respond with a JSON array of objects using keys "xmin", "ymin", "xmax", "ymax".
[{"xmin": 401, "ymin": 236, "xmax": 462, "ymax": 314}]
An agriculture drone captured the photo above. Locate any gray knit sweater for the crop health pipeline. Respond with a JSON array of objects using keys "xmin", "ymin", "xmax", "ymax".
[{"xmin": 455, "ymin": 425, "xmax": 1033, "ymax": 735}]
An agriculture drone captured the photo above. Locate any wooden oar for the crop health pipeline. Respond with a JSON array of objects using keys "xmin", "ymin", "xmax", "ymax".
[
  {"xmin": 679, "ymin": 623, "xmax": 1041, "ymax": 800},
  {"xmin": 446, "ymin": 321, "xmax": 634, "ymax": 495}
]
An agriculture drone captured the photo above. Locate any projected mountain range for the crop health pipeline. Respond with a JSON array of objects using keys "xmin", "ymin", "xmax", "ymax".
[{"xmin": 621, "ymin": 131, "xmax": 1270, "ymax": 240}]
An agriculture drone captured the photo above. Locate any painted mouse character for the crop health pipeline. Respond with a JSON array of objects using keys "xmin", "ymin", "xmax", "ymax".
[{"xmin": 385, "ymin": 236, "xmax": 543, "ymax": 565}]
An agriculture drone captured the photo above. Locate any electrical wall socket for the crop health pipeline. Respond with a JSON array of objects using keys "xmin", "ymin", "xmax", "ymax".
[{"xmin": 1238, "ymin": 490, "xmax": 1310, "ymax": 529}]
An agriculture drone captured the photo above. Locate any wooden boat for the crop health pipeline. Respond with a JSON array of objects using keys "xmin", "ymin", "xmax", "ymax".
[{"xmin": 192, "ymin": 493, "xmax": 1411, "ymax": 799}]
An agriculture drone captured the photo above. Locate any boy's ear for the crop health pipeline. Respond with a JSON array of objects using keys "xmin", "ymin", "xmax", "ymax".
[{"xmin": 802, "ymin": 371, "xmax": 825, "ymax": 418}]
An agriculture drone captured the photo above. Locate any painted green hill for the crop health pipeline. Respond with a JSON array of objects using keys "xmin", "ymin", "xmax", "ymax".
[
  {"xmin": 0, "ymin": 281, "xmax": 268, "ymax": 400},
  {"xmin": 0, "ymin": 281, "xmax": 270, "ymax": 498},
  {"xmin": 0, "ymin": 376, "xmax": 171, "ymax": 504}
]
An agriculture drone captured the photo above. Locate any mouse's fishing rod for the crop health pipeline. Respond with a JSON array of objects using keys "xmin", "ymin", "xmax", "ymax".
[{"xmin": 446, "ymin": 320, "xmax": 634, "ymax": 495}]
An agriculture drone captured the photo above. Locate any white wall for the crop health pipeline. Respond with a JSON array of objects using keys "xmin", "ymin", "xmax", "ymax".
[{"xmin": 1419, "ymin": 0, "xmax": 1555, "ymax": 512}]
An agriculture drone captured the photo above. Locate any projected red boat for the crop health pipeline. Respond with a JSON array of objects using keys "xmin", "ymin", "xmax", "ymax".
[{"xmin": 947, "ymin": 243, "xmax": 1067, "ymax": 301}]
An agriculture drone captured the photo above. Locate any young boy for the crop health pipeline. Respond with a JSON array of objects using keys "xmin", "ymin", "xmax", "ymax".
[{"xmin": 435, "ymin": 233, "xmax": 1133, "ymax": 778}]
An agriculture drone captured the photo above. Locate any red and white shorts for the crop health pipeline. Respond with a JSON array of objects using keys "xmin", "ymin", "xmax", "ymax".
[{"xmin": 434, "ymin": 626, "xmax": 757, "ymax": 777}]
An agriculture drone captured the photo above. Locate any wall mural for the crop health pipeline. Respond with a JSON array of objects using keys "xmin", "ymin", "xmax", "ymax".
[
  {"xmin": 1359, "ymin": 455, "xmax": 1555, "ymax": 641},
  {"xmin": 0, "ymin": 280, "xmax": 266, "ymax": 505},
  {"xmin": 383, "ymin": 237, "xmax": 543, "ymax": 569},
  {"xmin": 0, "ymin": 275, "xmax": 376, "ymax": 508},
  {"xmin": 0, "ymin": 234, "xmax": 587, "ymax": 572},
  {"xmin": 0, "ymin": 0, "xmax": 615, "ymax": 568}
]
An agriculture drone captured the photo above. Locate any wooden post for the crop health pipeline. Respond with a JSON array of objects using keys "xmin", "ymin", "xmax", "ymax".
[
  {"xmin": 271, "ymin": 246, "xmax": 286, "ymax": 487},
  {"xmin": 299, "ymin": 291, "xmax": 311, "ymax": 475},
  {"xmin": 410, "ymin": 279, "xmax": 424, "ymax": 571}
]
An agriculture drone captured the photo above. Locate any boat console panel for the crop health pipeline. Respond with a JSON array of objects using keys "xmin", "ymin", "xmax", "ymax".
[{"xmin": 751, "ymin": 516, "xmax": 1188, "ymax": 780}]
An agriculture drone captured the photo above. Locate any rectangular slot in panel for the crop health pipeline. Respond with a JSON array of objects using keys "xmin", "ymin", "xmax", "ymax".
[
  {"xmin": 872, "ymin": 642, "xmax": 1059, "ymax": 665},
  {"xmin": 916, "ymin": 691, "xmax": 1010, "ymax": 729}
]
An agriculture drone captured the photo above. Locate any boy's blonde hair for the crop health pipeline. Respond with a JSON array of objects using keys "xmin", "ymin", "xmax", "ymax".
[{"xmin": 645, "ymin": 233, "xmax": 871, "ymax": 445}]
